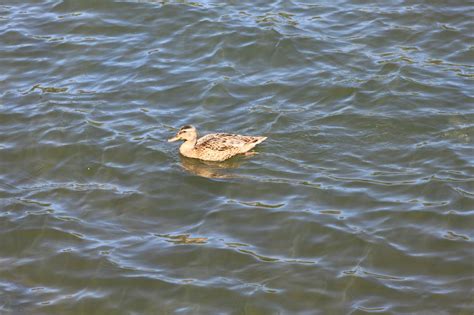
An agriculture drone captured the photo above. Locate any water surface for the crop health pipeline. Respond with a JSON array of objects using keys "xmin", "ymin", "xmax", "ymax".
[{"xmin": 1, "ymin": 0, "xmax": 473, "ymax": 314}]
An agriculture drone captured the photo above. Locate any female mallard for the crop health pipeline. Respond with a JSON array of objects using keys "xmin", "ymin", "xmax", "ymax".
[{"xmin": 168, "ymin": 125, "xmax": 267, "ymax": 162}]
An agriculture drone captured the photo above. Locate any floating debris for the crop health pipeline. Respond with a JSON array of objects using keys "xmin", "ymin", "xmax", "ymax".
[
  {"xmin": 29, "ymin": 83, "xmax": 68, "ymax": 93},
  {"xmin": 158, "ymin": 234, "xmax": 208, "ymax": 245}
]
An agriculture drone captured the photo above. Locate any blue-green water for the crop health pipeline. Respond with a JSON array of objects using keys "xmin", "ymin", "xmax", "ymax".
[{"xmin": 1, "ymin": 1, "xmax": 473, "ymax": 314}]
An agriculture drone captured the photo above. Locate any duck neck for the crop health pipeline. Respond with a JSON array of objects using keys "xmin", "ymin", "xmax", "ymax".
[{"xmin": 179, "ymin": 135, "xmax": 198, "ymax": 156}]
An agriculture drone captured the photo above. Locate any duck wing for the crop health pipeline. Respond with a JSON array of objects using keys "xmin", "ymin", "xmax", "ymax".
[{"xmin": 197, "ymin": 133, "xmax": 264, "ymax": 152}]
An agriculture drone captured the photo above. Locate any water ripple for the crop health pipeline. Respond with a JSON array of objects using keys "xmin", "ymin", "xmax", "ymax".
[{"xmin": 1, "ymin": 0, "xmax": 472, "ymax": 314}]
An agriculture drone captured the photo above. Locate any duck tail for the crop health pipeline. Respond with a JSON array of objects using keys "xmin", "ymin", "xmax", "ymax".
[
  {"xmin": 244, "ymin": 136, "xmax": 267, "ymax": 151},
  {"xmin": 255, "ymin": 136, "xmax": 267, "ymax": 145}
]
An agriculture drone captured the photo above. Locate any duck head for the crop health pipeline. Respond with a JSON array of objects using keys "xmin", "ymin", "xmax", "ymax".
[{"xmin": 168, "ymin": 125, "xmax": 198, "ymax": 142}]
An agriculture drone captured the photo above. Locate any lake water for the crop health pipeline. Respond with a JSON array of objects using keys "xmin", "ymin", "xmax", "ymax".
[{"xmin": 1, "ymin": 1, "xmax": 473, "ymax": 314}]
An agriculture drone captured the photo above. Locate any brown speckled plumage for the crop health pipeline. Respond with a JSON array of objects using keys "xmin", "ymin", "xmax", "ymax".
[{"xmin": 168, "ymin": 126, "xmax": 267, "ymax": 161}]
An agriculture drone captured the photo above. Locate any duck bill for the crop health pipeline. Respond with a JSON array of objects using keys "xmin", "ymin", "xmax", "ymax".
[{"xmin": 168, "ymin": 136, "xmax": 180, "ymax": 142}]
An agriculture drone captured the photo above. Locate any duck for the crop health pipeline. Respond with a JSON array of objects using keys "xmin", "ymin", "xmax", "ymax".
[{"xmin": 168, "ymin": 125, "xmax": 267, "ymax": 162}]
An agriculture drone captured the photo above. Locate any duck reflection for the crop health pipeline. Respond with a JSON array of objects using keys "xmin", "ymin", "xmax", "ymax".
[{"xmin": 179, "ymin": 155, "xmax": 243, "ymax": 179}]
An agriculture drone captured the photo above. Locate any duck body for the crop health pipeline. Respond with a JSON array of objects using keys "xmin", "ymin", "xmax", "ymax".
[
  {"xmin": 181, "ymin": 133, "xmax": 267, "ymax": 161},
  {"xmin": 168, "ymin": 126, "xmax": 267, "ymax": 162}
]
